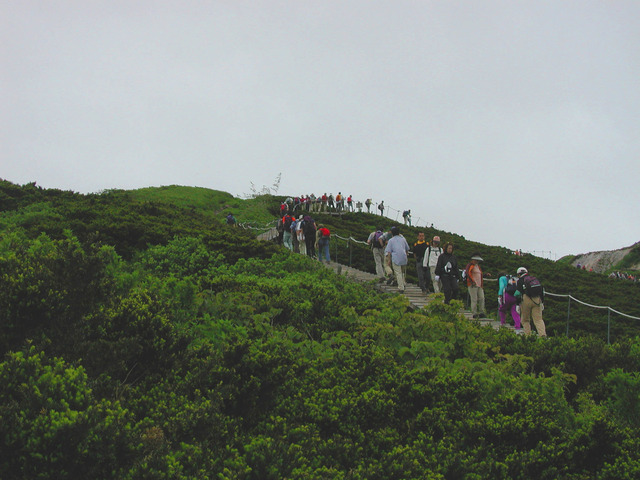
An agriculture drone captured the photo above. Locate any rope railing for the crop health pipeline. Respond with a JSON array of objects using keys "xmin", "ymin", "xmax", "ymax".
[
  {"xmin": 287, "ymin": 199, "xmax": 557, "ymax": 260},
  {"xmin": 326, "ymin": 234, "xmax": 640, "ymax": 344},
  {"xmin": 544, "ymin": 291, "xmax": 640, "ymax": 344},
  {"xmin": 250, "ymin": 214, "xmax": 638, "ymax": 343}
]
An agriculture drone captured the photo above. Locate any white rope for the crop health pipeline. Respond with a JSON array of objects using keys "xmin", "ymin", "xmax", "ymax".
[{"xmin": 545, "ymin": 292, "xmax": 640, "ymax": 320}]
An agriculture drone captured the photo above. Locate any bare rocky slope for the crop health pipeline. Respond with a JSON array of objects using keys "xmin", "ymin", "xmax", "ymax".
[{"xmin": 569, "ymin": 242, "xmax": 640, "ymax": 273}]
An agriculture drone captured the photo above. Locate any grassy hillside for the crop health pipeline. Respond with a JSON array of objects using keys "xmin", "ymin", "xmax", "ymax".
[{"xmin": 2, "ymin": 180, "xmax": 640, "ymax": 479}]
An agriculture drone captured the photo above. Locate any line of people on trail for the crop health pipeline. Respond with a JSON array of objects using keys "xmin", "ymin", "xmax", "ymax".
[
  {"xmin": 280, "ymin": 193, "xmax": 360, "ymax": 214},
  {"xmin": 277, "ymin": 212, "xmax": 333, "ymax": 264},
  {"xmin": 608, "ymin": 271, "xmax": 638, "ymax": 282},
  {"xmin": 280, "ymin": 194, "xmax": 414, "ymax": 220},
  {"xmin": 368, "ymin": 227, "xmax": 547, "ymax": 337}
]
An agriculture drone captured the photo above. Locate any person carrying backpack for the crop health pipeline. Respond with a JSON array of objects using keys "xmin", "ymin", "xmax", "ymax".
[
  {"xmin": 515, "ymin": 267, "xmax": 546, "ymax": 337},
  {"xmin": 498, "ymin": 271, "xmax": 522, "ymax": 333},
  {"xmin": 368, "ymin": 226, "xmax": 387, "ymax": 279},
  {"xmin": 302, "ymin": 215, "xmax": 317, "ymax": 258},
  {"xmin": 422, "ymin": 236, "xmax": 443, "ymax": 293}
]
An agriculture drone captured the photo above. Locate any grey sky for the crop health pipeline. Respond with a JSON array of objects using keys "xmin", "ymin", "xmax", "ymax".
[{"xmin": 2, "ymin": 1, "xmax": 639, "ymax": 259}]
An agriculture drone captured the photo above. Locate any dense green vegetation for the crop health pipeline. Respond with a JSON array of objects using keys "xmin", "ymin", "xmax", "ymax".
[{"xmin": 1, "ymin": 180, "xmax": 640, "ymax": 478}]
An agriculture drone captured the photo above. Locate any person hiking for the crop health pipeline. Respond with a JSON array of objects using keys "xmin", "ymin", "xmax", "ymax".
[
  {"xmin": 384, "ymin": 226, "xmax": 410, "ymax": 293},
  {"xmin": 435, "ymin": 242, "xmax": 459, "ymax": 304},
  {"xmin": 367, "ymin": 226, "xmax": 387, "ymax": 279},
  {"xmin": 402, "ymin": 210, "xmax": 411, "ymax": 226},
  {"xmin": 316, "ymin": 224, "xmax": 331, "ymax": 264},
  {"xmin": 413, "ymin": 232, "xmax": 429, "ymax": 293},
  {"xmin": 498, "ymin": 271, "xmax": 522, "ymax": 333},
  {"xmin": 422, "ymin": 236, "xmax": 443, "ymax": 293},
  {"xmin": 378, "ymin": 201, "xmax": 385, "ymax": 216},
  {"xmin": 365, "ymin": 198, "xmax": 372, "ymax": 213},
  {"xmin": 515, "ymin": 267, "xmax": 546, "ymax": 337},
  {"xmin": 226, "ymin": 213, "xmax": 237, "ymax": 226},
  {"xmin": 466, "ymin": 253, "xmax": 486, "ymax": 319},
  {"xmin": 282, "ymin": 213, "xmax": 295, "ymax": 251},
  {"xmin": 302, "ymin": 215, "xmax": 317, "ymax": 258},
  {"xmin": 295, "ymin": 215, "xmax": 306, "ymax": 255}
]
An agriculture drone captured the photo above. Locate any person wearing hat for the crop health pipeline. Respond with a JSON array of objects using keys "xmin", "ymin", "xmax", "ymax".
[
  {"xmin": 515, "ymin": 267, "xmax": 547, "ymax": 337},
  {"xmin": 423, "ymin": 236, "xmax": 443, "ymax": 293},
  {"xmin": 467, "ymin": 253, "xmax": 486, "ymax": 318}
]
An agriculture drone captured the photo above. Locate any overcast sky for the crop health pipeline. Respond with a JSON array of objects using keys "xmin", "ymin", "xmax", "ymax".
[{"xmin": 2, "ymin": 1, "xmax": 639, "ymax": 259}]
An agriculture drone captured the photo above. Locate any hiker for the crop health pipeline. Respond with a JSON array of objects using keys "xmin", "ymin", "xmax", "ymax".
[
  {"xmin": 413, "ymin": 232, "xmax": 429, "ymax": 293},
  {"xmin": 290, "ymin": 216, "xmax": 300, "ymax": 252},
  {"xmin": 402, "ymin": 209, "xmax": 411, "ymax": 226},
  {"xmin": 302, "ymin": 215, "xmax": 317, "ymax": 258},
  {"xmin": 226, "ymin": 213, "xmax": 237, "ymax": 226},
  {"xmin": 336, "ymin": 192, "xmax": 343, "ymax": 212},
  {"xmin": 365, "ymin": 198, "xmax": 372, "ymax": 213},
  {"xmin": 515, "ymin": 267, "xmax": 546, "ymax": 337},
  {"xmin": 367, "ymin": 226, "xmax": 387, "ymax": 279},
  {"xmin": 435, "ymin": 242, "xmax": 459, "ymax": 304},
  {"xmin": 384, "ymin": 226, "xmax": 410, "ymax": 293},
  {"xmin": 316, "ymin": 224, "xmax": 331, "ymax": 264},
  {"xmin": 466, "ymin": 253, "xmax": 486, "ymax": 319},
  {"xmin": 498, "ymin": 271, "xmax": 522, "ymax": 333},
  {"xmin": 347, "ymin": 195, "xmax": 353, "ymax": 212},
  {"xmin": 282, "ymin": 213, "xmax": 295, "ymax": 251},
  {"xmin": 422, "ymin": 236, "xmax": 443, "ymax": 293},
  {"xmin": 378, "ymin": 201, "xmax": 385, "ymax": 216}
]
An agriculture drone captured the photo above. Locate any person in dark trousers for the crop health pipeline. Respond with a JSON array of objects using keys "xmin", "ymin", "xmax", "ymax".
[
  {"xmin": 435, "ymin": 242, "xmax": 459, "ymax": 304},
  {"xmin": 413, "ymin": 232, "xmax": 429, "ymax": 293},
  {"xmin": 302, "ymin": 215, "xmax": 317, "ymax": 258}
]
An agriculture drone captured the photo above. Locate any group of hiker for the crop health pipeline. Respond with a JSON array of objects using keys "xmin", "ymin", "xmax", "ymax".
[
  {"xmin": 280, "ymin": 194, "xmax": 406, "ymax": 218},
  {"xmin": 608, "ymin": 271, "xmax": 638, "ymax": 282},
  {"xmin": 276, "ymin": 212, "xmax": 333, "ymax": 264},
  {"xmin": 280, "ymin": 194, "xmax": 360, "ymax": 214},
  {"xmin": 272, "ymin": 209, "xmax": 547, "ymax": 337},
  {"xmin": 369, "ymin": 226, "xmax": 546, "ymax": 337}
]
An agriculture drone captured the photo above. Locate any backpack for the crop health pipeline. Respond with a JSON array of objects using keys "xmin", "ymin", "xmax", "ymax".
[
  {"xmin": 505, "ymin": 275, "xmax": 518, "ymax": 295},
  {"xmin": 371, "ymin": 231, "xmax": 384, "ymax": 248},
  {"xmin": 303, "ymin": 217, "xmax": 316, "ymax": 235},
  {"xmin": 523, "ymin": 275, "xmax": 543, "ymax": 297}
]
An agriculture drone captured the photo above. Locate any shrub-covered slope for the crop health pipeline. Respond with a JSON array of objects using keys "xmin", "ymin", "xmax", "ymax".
[{"xmin": 1, "ymin": 180, "xmax": 640, "ymax": 479}]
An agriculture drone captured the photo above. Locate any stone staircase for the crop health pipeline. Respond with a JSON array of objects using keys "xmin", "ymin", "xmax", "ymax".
[{"xmin": 323, "ymin": 260, "xmax": 518, "ymax": 332}]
